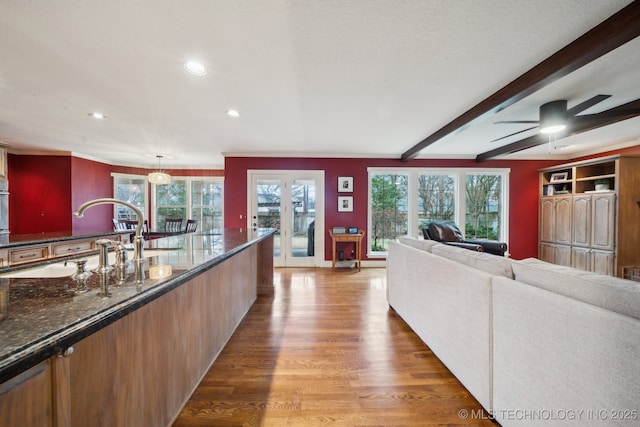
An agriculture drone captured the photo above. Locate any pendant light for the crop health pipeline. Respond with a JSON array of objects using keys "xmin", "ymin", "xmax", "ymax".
[{"xmin": 148, "ymin": 155, "xmax": 171, "ymax": 185}]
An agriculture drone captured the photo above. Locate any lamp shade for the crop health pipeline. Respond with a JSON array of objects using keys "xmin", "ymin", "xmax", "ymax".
[
  {"xmin": 148, "ymin": 171, "xmax": 171, "ymax": 185},
  {"xmin": 148, "ymin": 155, "xmax": 171, "ymax": 185},
  {"xmin": 539, "ymin": 100, "xmax": 567, "ymax": 134}
]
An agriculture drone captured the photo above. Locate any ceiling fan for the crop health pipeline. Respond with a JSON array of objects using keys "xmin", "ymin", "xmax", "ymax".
[
  {"xmin": 491, "ymin": 94, "xmax": 612, "ymax": 143},
  {"xmin": 476, "ymin": 95, "xmax": 640, "ymax": 162}
]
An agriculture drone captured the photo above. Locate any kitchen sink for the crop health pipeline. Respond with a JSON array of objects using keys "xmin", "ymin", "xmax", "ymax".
[{"xmin": 0, "ymin": 248, "xmax": 178, "ymax": 278}]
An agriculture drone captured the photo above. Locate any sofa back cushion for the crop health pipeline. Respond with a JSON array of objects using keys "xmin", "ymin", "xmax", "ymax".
[
  {"xmin": 425, "ymin": 221, "xmax": 463, "ymax": 242},
  {"xmin": 397, "ymin": 236, "xmax": 440, "ymax": 253},
  {"xmin": 512, "ymin": 258, "xmax": 640, "ymax": 320},
  {"xmin": 432, "ymin": 243, "xmax": 514, "ymax": 279}
]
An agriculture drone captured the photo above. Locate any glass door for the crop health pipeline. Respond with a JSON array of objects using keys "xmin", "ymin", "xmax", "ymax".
[{"xmin": 249, "ymin": 171, "xmax": 324, "ymax": 267}]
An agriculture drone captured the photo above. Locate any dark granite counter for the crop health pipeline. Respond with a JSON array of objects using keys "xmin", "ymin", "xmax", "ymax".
[
  {"xmin": 1, "ymin": 229, "xmax": 129, "ymax": 249},
  {"xmin": 0, "ymin": 228, "xmax": 274, "ymax": 384}
]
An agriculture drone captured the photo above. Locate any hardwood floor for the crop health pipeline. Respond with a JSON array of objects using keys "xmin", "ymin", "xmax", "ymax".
[{"xmin": 173, "ymin": 268, "xmax": 496, "ymax": 426}]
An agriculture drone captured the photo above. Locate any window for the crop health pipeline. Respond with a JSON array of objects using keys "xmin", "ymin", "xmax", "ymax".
[
  {"xmin": 112, "ymin": 174, "xmax": 147, "ymax": 220},
  {"xmin": 417, "ymin": 173, "xmax": 456, "ymax": 230},
  {"xmin": 191, "ymin": 179, "xmax": 224, "ymax": 232},
  {"xmin": 153, "ymin": 177, "xmax": 224, "ymax": 232},
  {"xmin": 369, "ymin": 173, "xmax": 408, "ymax": 252},
  {"xmin": 113, "ymin": 174, "xmax": 223, "ymax": 232},
  {"xmin": 465, "ymin": 173, "xmax": 503, "ymax": 240},
  {"xmin": 155, "ymin": 179, "xmax": 187, "ymax": 230},
  {"xmin": 368, "ymin": 168, "xmax": 509, "ymax": 256}
]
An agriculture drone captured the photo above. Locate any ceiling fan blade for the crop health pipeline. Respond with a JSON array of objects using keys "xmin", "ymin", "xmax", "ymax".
[
  {"xmin": 566, "ymin": 94, "xmax": 611, "ymax": 116},
  {"xmin": 476, "ymin": 99, "xmax": 640, "ymax": 162},
  {"xmin": 568, "ymin": 108, "xmax": 640, "ymax": 133},
  {"xmin": 494, "ymin": 120, "xmax": 539, "ymax": 124},
  {"xmin": 490, "ymin": 126, "xmax": 539, "ymax": 142}
]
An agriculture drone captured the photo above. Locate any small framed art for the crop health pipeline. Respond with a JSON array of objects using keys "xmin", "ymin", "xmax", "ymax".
[
  {"xmin": 338, "ymin": 176, "xmax": 353, "ymax": 192},
  {"xmin": 550, "ymin": 172, "xmax": 568, "ymax": 182},
  {"xmin": 338, "ymin": 196, "xmax": 353, "ymax": 212}
]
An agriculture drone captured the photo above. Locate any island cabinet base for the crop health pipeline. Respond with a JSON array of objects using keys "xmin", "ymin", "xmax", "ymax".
[
  {"xmin": 66, "ymin": 244, "xmax": 258, "ymax": 427},
  {"xmin": 0, "ymin": 361, "xmax": 53, "ymax": 427}
]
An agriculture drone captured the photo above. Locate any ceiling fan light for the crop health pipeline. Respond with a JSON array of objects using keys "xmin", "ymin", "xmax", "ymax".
[
  {"xmin": 540, "ymin": 124, "xmax": 567, "ymax": 134},
  {"xmin": 539, "ymin": 100, "xmax": 568, "ymax": 134}
]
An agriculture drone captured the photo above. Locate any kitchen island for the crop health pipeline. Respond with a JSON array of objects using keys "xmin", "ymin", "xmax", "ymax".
[{"xmin": 0, "ymin": 228, "xmax": 274, "ymax": 427}]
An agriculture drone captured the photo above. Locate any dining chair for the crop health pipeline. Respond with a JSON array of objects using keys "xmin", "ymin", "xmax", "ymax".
[
  {"xmin": 185, "ymin": 219, "xmax": 198, "ymax": 233},
  {"xmin": 112, "ymin": 219, "xmax": 128, "ymax": 231},
  {"xmin": 165, "ymin": 218, "xmax": 184, "ymax": 233}
]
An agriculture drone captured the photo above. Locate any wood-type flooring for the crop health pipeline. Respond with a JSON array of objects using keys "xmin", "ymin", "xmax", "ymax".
[{"xmin": 173, "ymin": 267, "xmax": 497, "ymax": 426}]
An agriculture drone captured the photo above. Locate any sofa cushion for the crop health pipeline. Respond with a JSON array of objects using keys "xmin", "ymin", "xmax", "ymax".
[
  {"xmin": 431, "ymin": 243, "xmax": 514, "ymax": 279},
  {"xmin": 512, "ymin": 258, "xmax": 640, "ymax": 320},
  {"xmin": 397, "ymin": 236, "xmax": 440, "ymax": 253},
  {"xmin": 426, "ymin": 221, "xmax": 463, "ymax": 242}
]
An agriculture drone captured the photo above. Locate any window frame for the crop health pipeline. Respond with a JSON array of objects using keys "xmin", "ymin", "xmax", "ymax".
[
  {"xmin": 367, "ymin": 167, "xmax": 510, "ymax": 257},
  {"xmin": 112, "ymin": 173, "xmax": 224, "ymax": 232},
  {"xmin": 111, "ymin": 173, "xmax": 149, "ymax": 221},
  {"xmin": 151, "ymin": 176, "xmax": 224, "ymax": 232}
]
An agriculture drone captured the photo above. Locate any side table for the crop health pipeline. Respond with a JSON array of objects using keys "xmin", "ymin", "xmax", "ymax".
[{"xmin": 329, "ymin": 229, "xmax": 365, "ymax": 271}]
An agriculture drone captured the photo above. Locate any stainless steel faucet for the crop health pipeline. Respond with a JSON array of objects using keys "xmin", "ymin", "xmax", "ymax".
[{"xmin": 73, "ymin": 198, "xmax": 145, "ymax": 262}]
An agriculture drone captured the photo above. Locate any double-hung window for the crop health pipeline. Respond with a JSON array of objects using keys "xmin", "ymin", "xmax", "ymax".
[
  {"xmin": 368, "ymin": 168, "xmax": 509, "ymax": 256},
  {"xmin": 112, "ymin": 174, "xmax": 147, "ymax": 221},
  {"xmin": 113, "ymin": 174, "xmax": 223, "ymax": 232},
  {"xmin": 152, "ymin": 177, "xmax": 224, "ymax": 232}
]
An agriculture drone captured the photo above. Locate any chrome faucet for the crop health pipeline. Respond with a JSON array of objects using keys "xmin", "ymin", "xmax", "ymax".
[{"xmin": 73, "ymin": 198, "xmax": 145, "ymax": 262}]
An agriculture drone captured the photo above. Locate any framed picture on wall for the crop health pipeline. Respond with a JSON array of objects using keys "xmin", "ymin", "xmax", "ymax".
[
  {"xmin": 338, "ymin": 176, "xmax": 353, "ymax": 192},
  {"xmin": 338, "ymin": 196, "xmax": 353, "ymax": 212}
]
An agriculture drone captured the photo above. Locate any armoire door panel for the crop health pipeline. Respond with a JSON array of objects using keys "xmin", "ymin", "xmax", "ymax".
[
  {"xmin": 572, "ymin": 195, "xmax": 591, "ymax": 247},
  {"xmin": 591, "ymin": 193, "xmax": 616, "ymax": 250}
]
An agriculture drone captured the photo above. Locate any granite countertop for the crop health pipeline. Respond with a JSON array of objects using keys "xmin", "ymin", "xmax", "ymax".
[
  {"xmin": 0, "ymin": 228, "xmax": 274, "ymax": 384},
  {"xmin": 1, "ymin": 229, "xmax": 130, "ymax": 249}
]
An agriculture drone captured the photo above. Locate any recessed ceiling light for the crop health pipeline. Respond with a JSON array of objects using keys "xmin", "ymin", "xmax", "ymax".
[
  {"xmin": 89, "ymin": 112, "xmax": 106, "ymax": 119},
  {"xmin": 227, "ymin": 110, "xmax": 240, "ymax": 118},
  {"xmin": 184, "ymin": 61, "xmax": 207, "ymax": 76}
]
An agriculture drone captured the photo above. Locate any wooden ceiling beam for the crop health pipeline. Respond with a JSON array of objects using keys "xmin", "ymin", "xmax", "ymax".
[{"xmin": 400, "ymin": 0, "xmax": 640, "ymax": 162}]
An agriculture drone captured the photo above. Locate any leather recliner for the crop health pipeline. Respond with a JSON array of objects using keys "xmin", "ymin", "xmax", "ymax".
[{"xmin": 422, "ymin": 221, "xmax": 508, "ymax": 256}]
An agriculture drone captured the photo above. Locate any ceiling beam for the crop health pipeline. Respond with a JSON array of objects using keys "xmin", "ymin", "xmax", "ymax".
[
  {"xmin": 475, "ymin": 99, "xmax": 640, "ymax": 162},
  {"xmin": 400, "ymin": 0, "xmax": 640, "ymax": 162}
]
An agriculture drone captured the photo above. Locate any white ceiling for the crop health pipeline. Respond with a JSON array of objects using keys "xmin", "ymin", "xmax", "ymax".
[{"xmin": 0, "ymin": 0, "xmax": 638, "ymax": 169}]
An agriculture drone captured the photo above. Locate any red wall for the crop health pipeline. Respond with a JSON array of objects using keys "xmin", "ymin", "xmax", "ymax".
[
  {"xmin": 8, "ymin": 154, "xmax": 73, "ymax": 234},
  {"xmin": 70, "ymin": 157, "xmax": 114, "ymax": 233},
  {"xmin": 7, "ymin": 155, "xmax": 226, "ymax": 235},
  {"xmin": 224, "ymin": 156, "xmax": 560, "ymax": 260}
]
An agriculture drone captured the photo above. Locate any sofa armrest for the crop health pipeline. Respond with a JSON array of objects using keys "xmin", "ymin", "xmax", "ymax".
[
  {"xmin": 464, "ymin": 239, "xmax": 507, "ymax": 256},
  {"xmin": 444, "ymin": 242, "xmax": 484, "ymax": 252}
]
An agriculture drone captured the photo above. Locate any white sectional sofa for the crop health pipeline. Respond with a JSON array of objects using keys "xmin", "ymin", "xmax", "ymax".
[{"xmin": 387, "ymin": 237, "xmax": 640, "ymax": 426}]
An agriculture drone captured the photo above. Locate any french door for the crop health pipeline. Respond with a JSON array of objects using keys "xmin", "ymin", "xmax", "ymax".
[{"xmin": 248, "ymin": 170, "xmax": 324, "ymax": 267}]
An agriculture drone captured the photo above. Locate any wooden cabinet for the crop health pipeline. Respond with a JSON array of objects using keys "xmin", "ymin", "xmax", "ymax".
[
  {"xmin": 0, "ymin": 361, "xmax": 52, "ymax": 427},
  {"xmin": 538, "ymin": 196, "xmax": 572, "ymax": 265},
  {"xmin": 8, "ymin": 245, "xmax": 49, "ymax": 266},
  {"xmin": 539, "ymin": 155, "xmax": 640, "ymax": 277},
  {"xmin": 51, "ymin": 239, "xmax": 95, "ymax": 258}
]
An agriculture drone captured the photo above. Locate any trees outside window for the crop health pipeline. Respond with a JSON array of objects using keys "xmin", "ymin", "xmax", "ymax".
[
  {"xmin": 418, "ymin": 174, "xmax": 456, "ymax": 231},
  {"xmin": 465, "ymin": 174, "xmax": 502, "ymax": 240},
  {"xmin": 368, "ymin": 168, "xmax": 508, "ymax": 256},
  {"xmin": 370, "ymin": 174, "xmax": 408, "ymax": 252}
]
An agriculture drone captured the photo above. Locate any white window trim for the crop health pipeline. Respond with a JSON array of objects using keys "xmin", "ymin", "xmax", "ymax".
[{"xmin": 367, "ymin": 167, "xmax": 510, "ymax": 257}]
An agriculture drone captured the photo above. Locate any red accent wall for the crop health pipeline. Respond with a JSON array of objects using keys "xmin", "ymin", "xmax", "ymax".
[
  {"xmin": 7, "ymin": 155, "xmax": 226, "ymax": 235},
  {"xmin": 70, "ymin": 157, "xmax": 114, "ymax": 233},
  {"xmin": 8, "ymin": 154, "xmax": 73, "ymax": 234},
  {"xmin": 224, "ymin": 157, "xmax": 560, "ymax": 260}
]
